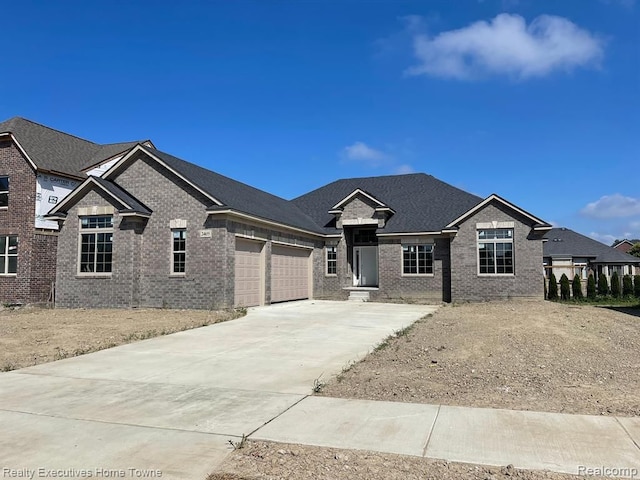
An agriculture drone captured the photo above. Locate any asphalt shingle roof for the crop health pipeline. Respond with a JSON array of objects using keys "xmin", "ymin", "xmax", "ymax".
[
  {"xmin": 145, "ymin": 147, "xmax": 324, "ymax": 233},
  {"xmin": 0, "ymin": 117, "xmax": 144, "ymax": 178},
  {"xmin": 544, "ymin": 227, "xmax": 640, "ymax": 264},
  {"xmin": 291, "ymin": 173, "xmax": 483, "ymax": 234},
  {"xmin": 90, "ymin": 176, "xmax": 151, "ymax": 215}
]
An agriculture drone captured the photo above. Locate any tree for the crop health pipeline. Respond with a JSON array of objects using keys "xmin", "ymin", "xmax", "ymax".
[
  {"xmin": 572, "ymin": 274, "xmax": 583, "ymax": 300},
  {"xmin": 623, "ymin": 275, "xmax": 633, "ymax": 297},
  {"xmin": 610, "ymin": 272, "xmax": 620, "ymax": 298},
  {"xmin": 587, "ymin": 274, "xmax": 596, "ymax": 299},
  {"xmin": 560, "ymin": 274, "xmax": 571, "ymax": 301},
  {"xmin": 597, "ymin": 274, "xmax": 609, "ymax": 296},
  {"xmin": 635, "ymin": 275, "xmax": 640, "ymax": 298},
  {"xmin": 629, "ymin": 243, "xmax": 640, "ymax": 258},
  {"xmin": 548, "ymin": 273, "xmax": 558, "ymax": 301}
]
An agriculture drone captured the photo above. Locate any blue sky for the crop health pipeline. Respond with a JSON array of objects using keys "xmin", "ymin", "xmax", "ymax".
[{"xmin": 1, "ymin": 0, "xmax": 638, "ymax": 244}]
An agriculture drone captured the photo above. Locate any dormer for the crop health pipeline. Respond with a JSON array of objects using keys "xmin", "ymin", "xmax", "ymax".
[{"xmin": 328, "ymin": 188, "xmax": 395, "ymax": 229}]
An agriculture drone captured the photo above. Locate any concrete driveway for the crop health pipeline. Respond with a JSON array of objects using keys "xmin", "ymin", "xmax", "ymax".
[{"xmin": 0, "ymin": 300, "xmax": 436, "ymax": 479}]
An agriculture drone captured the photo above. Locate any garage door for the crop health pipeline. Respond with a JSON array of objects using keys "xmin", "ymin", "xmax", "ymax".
[
  {"xmin": 271, "ymin": 245, "xmax": 311, "ymax": 303},
  {"xmin": 235, "ymin": 239, "xmax": 263, "ymax": 307}
]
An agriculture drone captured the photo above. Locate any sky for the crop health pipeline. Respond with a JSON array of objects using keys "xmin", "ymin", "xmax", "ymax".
[{"xmin": 1, "ymin": 0, "xmax": 638, "ymax": 244}]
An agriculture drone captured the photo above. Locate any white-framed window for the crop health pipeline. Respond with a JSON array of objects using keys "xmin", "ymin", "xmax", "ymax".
[
  {"xmin": 402, "ymin": 244, "xmax": 434, "ymax": 275},
  {"xmin": 79, "ymin": 216, "xmax": 113, "ymax": 274},
  {"xmin": 0, "ymin": 176, "xmax": 8, "ymax": 207},
  {"xmin": 478, "ymin": 228, "xmax": 513, "ymax": 275},
  {"xmin": 326, "ymin": 246, "xmax": 337, "ymax": 275},
  {"xmin": 172, "ymin": 229, "xmax": 186, "ymax": 274},
  {"xmin": 0, "ymin": 235, "xmax": 18, "ymax": 275}
]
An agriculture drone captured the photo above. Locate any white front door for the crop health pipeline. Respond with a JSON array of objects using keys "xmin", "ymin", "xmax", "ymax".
[{"xmin": 353, "ymin": 246, "xmax": 378, "ymax": 287}]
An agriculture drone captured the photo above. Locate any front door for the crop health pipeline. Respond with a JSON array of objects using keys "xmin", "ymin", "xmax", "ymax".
[{"xmin": 353, "ymin": 246, "xmax": 378, "ymax": 287}]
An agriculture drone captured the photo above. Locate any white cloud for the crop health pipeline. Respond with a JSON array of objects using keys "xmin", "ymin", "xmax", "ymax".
[
  {"xmin": 342, "ymin": 142, "xmax": 391, "ymax": 167},
  {"xmin": 394, "ymin": 164, "xmax": 416, "ymax": 174},
  {"xmin": 580, "ymin": 194, "xmax": 640, "ymax": 219},
  {"xmin": 588, "ymin": 232, "xmax": 618, "ymax": 245},
  {"xmin": 405, "ymin": 13, "xmax": 604, "ymax": 80}
]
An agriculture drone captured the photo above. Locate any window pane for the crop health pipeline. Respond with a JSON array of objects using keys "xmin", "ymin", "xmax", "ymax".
[
  {"xmin": 479, "ymin": 243, "xmax": 495, "ymax": 274},
  {"xmin": 0, "ymin": 177, "xmax": 8, "ymax": 190},
  {"xmin": 0, "ymin": 257, "xmax": 4, "ymax": 274},
  {"xmin": 0, "ymin": 192, "xmax": 7, "ymax": 207},
  {"xmin": 0, "ymin": 236, "xmax": 5, "ymax": 254},
  {"xmin": 8, "ymin": 256, "xmax": 17, "ymax": 274},
  {"xmin": 8, "ymin": 236, "xmax": 17, "ymax": 251}
]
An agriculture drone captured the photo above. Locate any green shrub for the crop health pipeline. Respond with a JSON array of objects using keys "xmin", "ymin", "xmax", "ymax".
[
  {"xmin": 572, "ymin": 274, "xmax": 583, "ymax": 300},
  {"xmin": 587, "ymin": 274, "xmax": 596, "ymax": 299},
  {"xmin": 560, "ymin": 274, "xmax": 571, "ymax": 301},
  {"xmin": 622, "ymin": 275, "xmax": 633, "ymax": 296},
  {"xmin": 597, "ymin": 274, "xmax": 609, "ymax": 296},
  {"xmin": 544, "ymin": 277, "xmax": 548, "ymax": 300},
  {"xmin": 635, "ymin": 275, "xmax": 640, "ymax": 298},
  {"xmin": 548, "ymin": 273, "xmax": 558, "ymax": 301},
  {"xmin": 610, "ymin": 272, "xmax": 620, "ymax": 298}
]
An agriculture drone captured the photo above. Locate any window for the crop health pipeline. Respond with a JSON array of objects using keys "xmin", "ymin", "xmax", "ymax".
[
  {"xmin": 0, "ymin": 235, "xmax": 18, "ymax": 275},
  {"xmin": 0, "ymin": 176, "xmax": 8, "ymax": 207},
  {"xmin": 172, "ymin": 229, "xmax": 186, "ymax": 274},
  {"xmin": 402, "ymin": 244, "xmax": 433, "ymax": 275},
  {"xmin": 353, "ymin": 229, "xmax": 377, "ymax": 244},
  {"xmin": 478, "ymin": 228, "xmax": 513, "ymax": 275},
  {"xmin": 79, "ymin": 216, "xmax": 113, "ymax": 274},
  {"xmin": 326, "ymin": 246, "xmax": 337, "ymax": 275}
]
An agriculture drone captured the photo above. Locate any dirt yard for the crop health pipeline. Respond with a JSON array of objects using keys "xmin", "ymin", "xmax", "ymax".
[
  {"xmin": 0, "ymin": 306, "xmax": 243, "ymax": 371},
  {"xmin": 321, "ymin": 300, "xmax": 640, "ymax": 416},
  {"xmin": 209, "ymin": 300, "xmax": 639, "ymax": 480},
  {"xmin": 209, "ymin": 441, "xmax": 612, "ymax": 480}
]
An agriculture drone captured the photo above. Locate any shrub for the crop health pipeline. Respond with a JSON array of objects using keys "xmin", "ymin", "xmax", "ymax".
[
  {"xmin": 635, "ymin": 275, "xmax": 640, "ymax": 298},
  {"xmin": 572, "ymin": 274, "xmax": 583, "ymax": 300},
  {"xmin": 544, "ymin": 277, "xmax": 548, "ymax": 300},
  {"xmin": 560, "ymin": 274, "xmax": 570, "ymax": 301},
  {"xmin": 597, "ymin": 274, "xmax": 609, "ymax": 296},
  {"xmin": 610, "ymin": 272, "xmax": 620, "ymax": 298},
  {"xmin": 548, "ymin": 273, "xmax": 558, "ymax": 301},
  {"xmin": 622, "ymin": 275, "xmax": 633, "ymax": 297},
  {"xmin": 587, "ymin": 274, "xmax": 596, "ymax": 299}
]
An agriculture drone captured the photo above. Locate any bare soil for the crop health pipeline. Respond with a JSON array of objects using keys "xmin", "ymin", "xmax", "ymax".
[
  {"xmin": 0, "ymin": 306, "xmax": 243, "ymax": 371},
  {"xmin": 209, "ymin": 441, "xmax": 612, "ymax": 480},
  {"xmin": 321, "ymin": 300, "xmax": 640, "ymax": 416},
  {"xmin": 209, "ymin": 301, "xmax": 639, "ymax": 480}
]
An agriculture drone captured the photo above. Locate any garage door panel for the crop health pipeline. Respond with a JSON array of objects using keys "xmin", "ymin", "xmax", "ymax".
[
  {"xmin": 271, "ymin": 246, "xmax": 310, "ymax": 303},
  {"xmin": 235, "ymin": 239, "xmax": 263, "ymax": 307}
]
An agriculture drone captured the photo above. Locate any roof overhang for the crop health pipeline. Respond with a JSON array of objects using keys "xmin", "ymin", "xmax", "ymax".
[
  {"xmin": 206, "ymin": 207, "xmax": 324, "ymax": 238},
  {"xmin": 376, "ymin": 231, "xmax": 445, "ymax": 237},
  {"xmin": 47, "ymin": 176, "xmax": 150, "ymax": 220},
  {"xmin": 0, "ymin": 132, "xmax": 38, "ymax": 171},
  {"xmin": 446, "ymin": 194, "xmax": 551, "ymax": 230},
  {"xmin": 102, "ymin": 145, "xmax": 224, "ymax": 207},
  {"xmin": 330, "ymin": 188, "xmax": 388, "ymax": 211}
]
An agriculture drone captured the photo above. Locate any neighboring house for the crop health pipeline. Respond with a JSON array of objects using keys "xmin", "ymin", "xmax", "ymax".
[
  {"xmin": 0, "ymin": 117, "xmax": 150, "ymax": 304},
  {"xmin": 613, "ymin": 239, "xmax": 639, "ymax": 255},
  {"xmin": 47, "ymin": 142, "xmax": 552, "ymax": 309},
  {"xmin": 543, "ymin": 228, "xmax": 639, "ymax": 282}
]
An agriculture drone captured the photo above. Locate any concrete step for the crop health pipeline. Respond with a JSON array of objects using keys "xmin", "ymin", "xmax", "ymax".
[{"xmin": 348, "ymin": 291, "xmax": 370, "ymax": 302}]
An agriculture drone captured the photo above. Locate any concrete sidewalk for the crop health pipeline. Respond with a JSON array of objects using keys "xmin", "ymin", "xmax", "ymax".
[{"xmin": 253, "ymin": 396, "xmax": 640, "ymax": 477}]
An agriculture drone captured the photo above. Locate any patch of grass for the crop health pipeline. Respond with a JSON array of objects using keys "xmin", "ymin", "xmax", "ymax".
[
  {"xmin": 312, "ymin": 374, "xmax": 326, "ymax": 393},
  {"xmin": 1, "ymin": 361, "xmax": 16, "ymax": 372},
  {"xmin": 228, "ymin": 434, "xmax": 248, "ymax": 451}
]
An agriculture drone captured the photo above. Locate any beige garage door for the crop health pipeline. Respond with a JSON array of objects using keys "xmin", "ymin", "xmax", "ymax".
[
  {"xmin": 271, "ymin": 245, "xmax": 311, "ymax": 303},
  {"xmin": 235, "ymin": 239, "xmax": 263, "ymax": 307}
]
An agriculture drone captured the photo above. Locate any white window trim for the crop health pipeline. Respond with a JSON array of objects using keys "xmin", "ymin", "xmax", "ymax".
[
  {"xmin": 477, "ymin": 228, "xmax": 515, "ymax": 276},
  {"xmin": 325, "ymin": 246, "xmax": 337, "ymax": 277},
  {"xmin": 401, "ymin": 243, "xmax": 435, "ymax": 277},
  {"xmin": 77, "ymin": 216, "xmax": 113, "ymax": 277},
  {"xmin": 0, "ymin": 235, "xmax": 18, "ymax": 276},
  {"xmin": 171, "ymin": 228, "xmax": 186, "ymax": 276}
]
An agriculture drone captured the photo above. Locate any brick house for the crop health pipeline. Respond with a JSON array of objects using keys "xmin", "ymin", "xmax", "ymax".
[
  {"xmin": 0, "ymin": 117, "xmax": 149, "ymax": 304},
  {"xmin": 48, "ymin": 143, "xmax": 552, "ymax": 308},
  {"xmin": 544, "ymin": 228, "xmax": 639, "ymax": 284}
]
